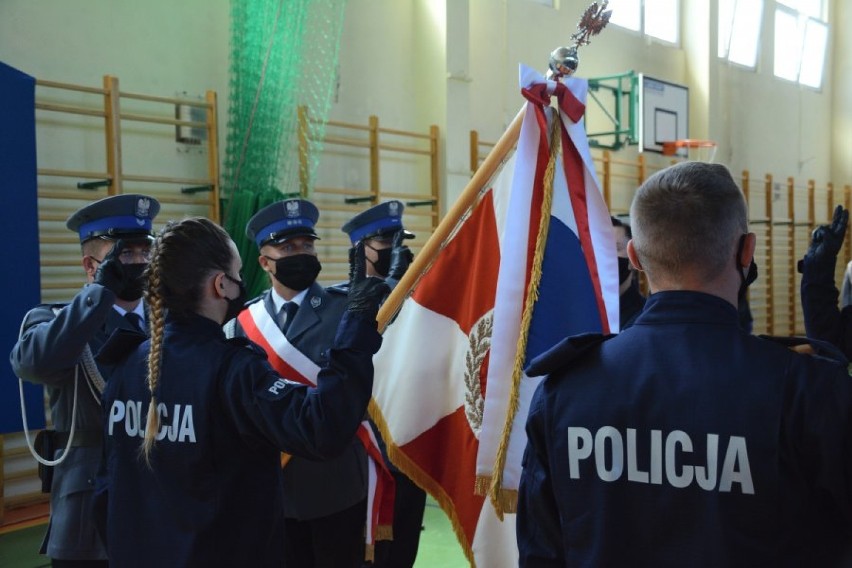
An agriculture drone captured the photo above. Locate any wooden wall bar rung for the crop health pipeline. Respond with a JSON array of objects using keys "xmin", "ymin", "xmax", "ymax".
[
  {"xmin": 119, "ymin": 113, "xmax": 206, "ymax": 128},
  {"xmin": 321, "ymin": 135, "xmax": 371, "ymax": 149},
  {"xmin": 35, "ymin": 102, "xmax": 106, "ymax": 118},
  {"xmin": 119, "ymin": 91, "xmax": 212, "ymax": 107},
  {"xmin": 378, "ymin": 143, "xmax": 431, "ymax": 155},
  {"xmin": 36, "ymin": 79, "xmax": 106, "ymax": 94},
  {"xmin": 38, "ymin": 169, "xmax": 111, "ymax": 179},
  {"xmin": 378, "ymin": 127, "xmax": 431, "ymax": 139},
  {"xmin": 122, "ymin": 173, "xmax": 211, "ymax": 185}
]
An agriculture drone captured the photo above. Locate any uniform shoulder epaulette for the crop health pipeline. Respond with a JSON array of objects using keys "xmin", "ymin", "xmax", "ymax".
[
  {"xmin": 525, "ymin": 332, "xmax": 616, "ymax": 378},
  {"xmin": 758, "ymin": 334, "xmax": 849, "ymax": 366},
  {"xmin": 21, "ymin": 302, "xmax": 70, "ymax": 328},
  {"xmin": 326, "ymin": 281, "xmax": 349, "ymax": 295}
]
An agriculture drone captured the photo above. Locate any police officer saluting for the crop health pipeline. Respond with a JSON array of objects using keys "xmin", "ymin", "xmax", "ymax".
[
  {"xmin": 227, "ymin": 198, "xmax": 370, "ymax": 567},
  {"xmin": 342, "ymin": 201, "xmax": 427, "ymax": 568},
  {"xmin": 342, "ymin": 199, "xmax": 414, "ymax": 291},
  {"xmin": 10, "ymin": 193, "xmax": 160, "ymax": 567},
  {"xmin": 517, "ymin": 161, "xmax": 852, "ymax": 566}
]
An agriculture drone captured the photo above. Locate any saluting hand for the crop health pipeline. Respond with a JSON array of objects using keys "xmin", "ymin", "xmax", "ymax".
[
  {"xmin": 94, "ymin": 239, "xmax": 127, "ymax": 296},
  {"xmin": 346, "ymin": 241, "xmax": 390, "ymax": 319},
  {"xmin": 809, "ymin": 205, "xmax": 849, "ymax": 262},
  {"xmin": 387, "ymin": 230, "xmax": 414, "ymax": 282}
]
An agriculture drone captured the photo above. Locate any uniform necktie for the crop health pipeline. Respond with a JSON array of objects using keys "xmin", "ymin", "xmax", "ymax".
[
  {"xmin": 124, "ymin": 311, "xmax": 145, "ymax": 333},
  {"xmin": 279, "ymin": 302, "xmax": 298, "ymax": 335}
]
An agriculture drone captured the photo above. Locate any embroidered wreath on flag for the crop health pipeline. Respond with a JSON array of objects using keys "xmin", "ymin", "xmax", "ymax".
[{"xmin": 464, "ymin": 311, "xmax": 493, "ymax": 436}]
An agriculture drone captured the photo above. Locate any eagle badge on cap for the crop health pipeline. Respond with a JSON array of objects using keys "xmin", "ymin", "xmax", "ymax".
[
  {"xmin": 285, "ymin": 200, "xmax": 300, "ymax": 218},
  {"xmin": 135, "ymin": 197, "xmax": 151, "ymax": 225},
  {"xmin": 389, "ymin": 201, "xmax": 400, "ymax": 216}
]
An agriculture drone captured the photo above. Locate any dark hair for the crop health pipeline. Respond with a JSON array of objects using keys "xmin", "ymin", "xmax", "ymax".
[
  {"xmin": 611, "ymin": 216, "xmax": 632, "ymax": 239},
  {"xmin": 141, "ymin": 217, "xmax": 234, "ymax": 462}
]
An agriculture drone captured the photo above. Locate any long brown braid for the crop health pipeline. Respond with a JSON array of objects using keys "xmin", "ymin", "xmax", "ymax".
[{"xmin": 139, "ymin": 217, "xmax": 235, "ymax": 464}]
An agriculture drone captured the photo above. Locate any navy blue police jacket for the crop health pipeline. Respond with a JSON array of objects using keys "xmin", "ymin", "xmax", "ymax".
[
  {"xmin": 800, "ymin": 249, "xmax": 852, "ymax": 359},
  {"xmin": 518, "ymin": 291, "xmax": 852, "ymax": 567},
  {"xmin": 100, "ymin": 309, "xmax": 381, "ymax": 567}
]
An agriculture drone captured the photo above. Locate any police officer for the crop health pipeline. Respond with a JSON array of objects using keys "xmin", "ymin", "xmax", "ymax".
[
  {"xmin": 342, "ymin": 199, "xmax": 415, "ymax": 291},
  {"xmin": 226, "ymin": 198, "xmax": 368, "ymax": 567},
  {"xmin": 799, "ymin": 204, "xmax": 852, "ymax": 358},
  {"xmin": 342, "ymin": 201, "xmax": 426, "ymax": 568},
  {"xmin": 517, "ymin": 162, "xmax": 852, "ymax": 566},
  {"xmin": 99, "ymin": 216, "xmax": 387, "ymax": 566},
  {"xmin": 610, "ymin": 216, "xmax": 645, "ymax": 330},
  {"xmin": 10, "ymin": 193, "xmax": 160, "ymax": 567}
]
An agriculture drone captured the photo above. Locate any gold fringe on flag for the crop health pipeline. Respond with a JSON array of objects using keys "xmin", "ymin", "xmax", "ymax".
[
  {"xmin": 368, "ymin": 399, "xmax": 479, "ymax": 567},
  {"xmin": 488, "ymin": 112, "xmax": 562, "ymax": 520}
]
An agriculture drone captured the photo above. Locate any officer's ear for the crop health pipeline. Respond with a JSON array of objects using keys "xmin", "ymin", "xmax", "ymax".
[
  {"xmin": 82, "ymin": 255, "xmax": 100, "ymax": 279},
  {"xmin": 212, "ymin": 272, "xmax": 228, "ymax": 300},
  {"xmin": 737, "ymin": 233, "xmax": 757, "ymax": 269},
  {"xmin": 626, "ymin": 240, "xmax": 643, "ymax": 272}
]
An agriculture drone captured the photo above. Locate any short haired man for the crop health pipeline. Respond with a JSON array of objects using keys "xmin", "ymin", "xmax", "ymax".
[
  {"xmin": 517, "ymin": 162, "xmax": 852, "ymax": 566},
  {"xmin": 10, "ymin": 193, "xmax": 160, "ymax": 567},
  {"xmin": 342, "ymin": 200, "xmax": 424, "ymax": 568},
  {"xmin": 226, "ymin": 198, "xmax": 367, "ymax": 567}
]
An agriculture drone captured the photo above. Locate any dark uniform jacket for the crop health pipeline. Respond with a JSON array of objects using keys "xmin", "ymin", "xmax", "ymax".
[
  {"xmin": 800, "ymin": 250, "xmax": 852, "ymax": 359},
  {"xmin": 228, "ymin": 282, "xmax": 368, "ymax": 520},
  {"xmin": 518, "ymin": 291, "xmax": 852, "ymax": 567},
  {"xmin": 100, "ymin": 310, "xmax": 380, "ymax": 567},
  {"xmin": 9, "ymin": 284, "xmax": 141, "ymax": 560}
]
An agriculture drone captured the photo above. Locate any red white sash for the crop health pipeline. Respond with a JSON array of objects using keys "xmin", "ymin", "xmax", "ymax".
[{"xmin": 238, "ymin": 301, "xmax": 394, "ymax": 557}]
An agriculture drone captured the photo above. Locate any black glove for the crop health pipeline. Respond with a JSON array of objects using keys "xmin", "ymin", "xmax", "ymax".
[
  {"xmin": 798, "ymin": 205, "xmax": 849, "ymax": 273},
  {"xmin": 347, "ymin": 241, "xmax": 390, "ymax": 318},
  {"xmin": 387, "ymin": 230, "xmax": 415, "ymax": 282},
  {"xmin": 94, "ymin": 239, "xmax": 127, "ymax": 296}
]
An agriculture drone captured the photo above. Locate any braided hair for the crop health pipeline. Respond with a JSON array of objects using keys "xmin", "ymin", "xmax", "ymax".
[{"xmin": 140, "ymin": 217, "xmax": 234, "ymax": 464}]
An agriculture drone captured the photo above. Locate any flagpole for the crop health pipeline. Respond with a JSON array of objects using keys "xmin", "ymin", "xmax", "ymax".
[{"xmin": 376, "ymin": 106, "xmax": 525, "ymax": 333}]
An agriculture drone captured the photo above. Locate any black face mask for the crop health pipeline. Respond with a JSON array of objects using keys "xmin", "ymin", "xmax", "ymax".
[
  {"xmin": 736, "ymin": 235, "xmax": 759, "ymax": 298},
  {"xmin": 118, "ymin": 263, "xmax": 147, "ymax": 302},
  {"xmin": 617, "ymin": 257, "xmax": 631, "ymax": 285},
  {"xmin": 366, "ymin": 245, "xmax": 392, "ymax": 278},
  {"xmin": 224, "ymin": 276, "xmax": 247, "ymax": 322},
  {"xmin": 269, "ymin": 254, "xmax": 321, "ymax": 291}
]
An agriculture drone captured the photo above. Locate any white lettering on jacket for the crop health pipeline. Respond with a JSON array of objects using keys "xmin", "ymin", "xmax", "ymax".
[
  {"xmin": 108, "ymin": 400, "xmax": 196, "ymax": 443},
  {"xmin": 566, "ymin": 426, "xmax": 754, "ymax": 494}
]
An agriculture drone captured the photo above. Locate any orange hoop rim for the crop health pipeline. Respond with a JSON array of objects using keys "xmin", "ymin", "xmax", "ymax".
[{"xmin": 661, "ymin": 139, "xmax": 717, "ymax": 156}]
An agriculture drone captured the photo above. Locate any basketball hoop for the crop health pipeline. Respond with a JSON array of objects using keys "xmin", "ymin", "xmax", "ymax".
[{"xmin": 661, "ymin": 139, "xmax": 718, "ymax": 163}]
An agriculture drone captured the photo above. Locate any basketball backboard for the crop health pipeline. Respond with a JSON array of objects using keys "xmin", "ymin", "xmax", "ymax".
[{"xmin": 638, "ymin": 74, "xmax": 689, "ymax": 155}]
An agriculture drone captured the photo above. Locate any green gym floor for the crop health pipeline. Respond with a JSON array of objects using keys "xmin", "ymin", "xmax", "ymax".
[{"xmin": 0, "ymin": 497, "xmax": 468, "ymax": 567}]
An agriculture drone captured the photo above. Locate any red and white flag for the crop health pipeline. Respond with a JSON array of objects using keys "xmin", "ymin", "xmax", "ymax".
[{"xmin": 370, "ymin": 64, "xmax": 618, "ymax": 566}]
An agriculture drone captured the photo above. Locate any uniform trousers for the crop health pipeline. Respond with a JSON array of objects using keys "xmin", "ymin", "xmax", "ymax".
[{"xmin": 283, "ymin": 497, "xmax": 366, "ymax": 568}]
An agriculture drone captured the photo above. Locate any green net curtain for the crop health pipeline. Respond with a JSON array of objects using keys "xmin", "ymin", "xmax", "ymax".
[{"xmin": 223, "ymin": 0, "xmax": 346, "ymax": 298}]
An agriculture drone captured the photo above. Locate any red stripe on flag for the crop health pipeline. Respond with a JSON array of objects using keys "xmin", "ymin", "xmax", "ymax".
[
  {"xmin": 399, "ymin": 406, "xmax": 485, "ymax": 547},
  {"xmin": 411, "ymin": 191, "xmax": 500, "ymax": 335},
  {"xmin": 560, "ymin": 123, "xmax": 610, "ymax": 333}
]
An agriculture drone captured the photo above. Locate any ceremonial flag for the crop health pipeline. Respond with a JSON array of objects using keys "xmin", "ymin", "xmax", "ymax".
[{"xmin": 370, "ymin": 64, "xmax": 618, "ymax": 567}]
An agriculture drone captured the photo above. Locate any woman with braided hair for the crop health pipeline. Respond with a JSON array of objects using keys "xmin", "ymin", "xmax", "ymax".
[{"xmin": 98, "ymin": 216, "xmax": 388, "ymax": 566}]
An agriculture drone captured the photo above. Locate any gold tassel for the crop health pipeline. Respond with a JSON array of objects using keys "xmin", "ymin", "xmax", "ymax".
[
  {"xmin": 489, "ymin": 112, "xmax": 561, "ymax": 519},
  {"xmin": 474, "ymin": 475, "xmax": 493, "ymax": 496}
]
